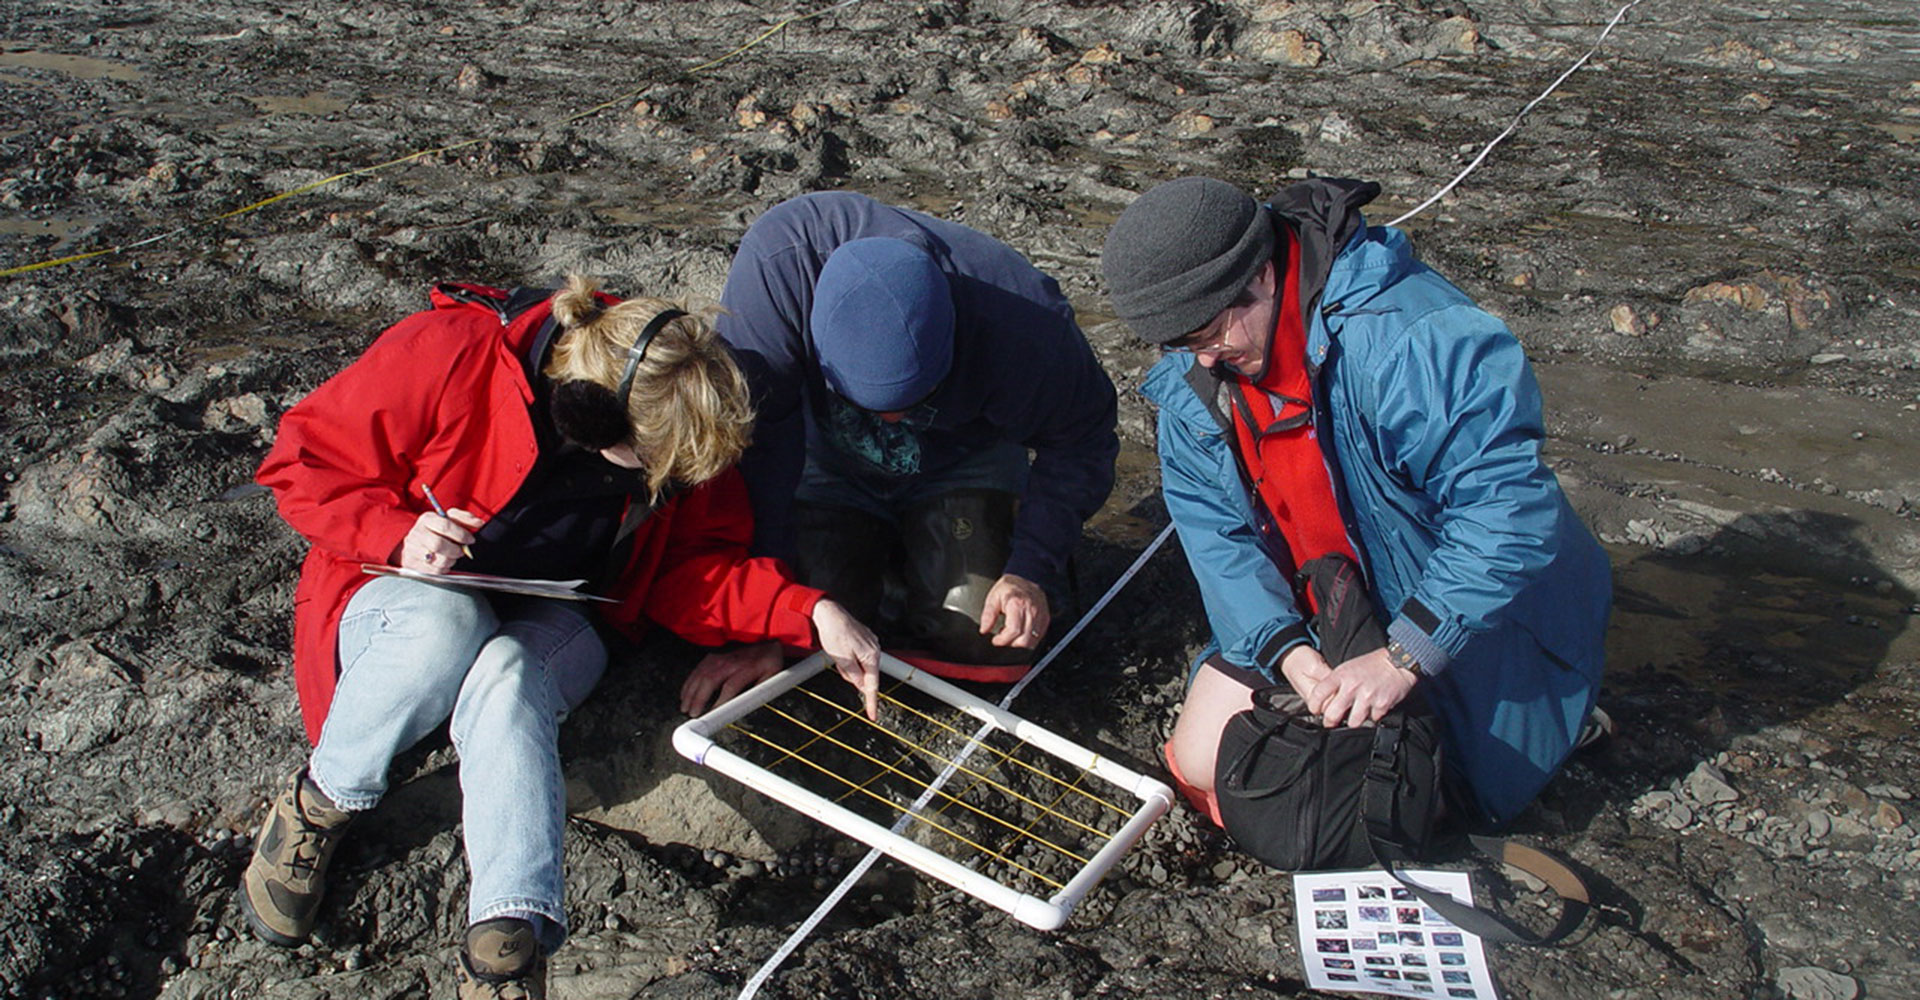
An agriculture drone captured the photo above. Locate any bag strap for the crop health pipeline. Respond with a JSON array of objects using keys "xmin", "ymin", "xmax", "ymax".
[
  {"xmin": 1363, "ymin": 725, "xmax": 1589, "ymax": 945},
  {"xmin": 1373, "ymin": 837, "xmax": 1590, "ymax": 945},
  {"xmin": 1219, "ymin": 714, "xmax": 1319, "ymax": 799}
]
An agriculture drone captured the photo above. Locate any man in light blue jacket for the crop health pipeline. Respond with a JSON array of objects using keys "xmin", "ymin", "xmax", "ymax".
[{"xmin": 1102, "ymin": 176, "xmax": 1609, "ymax": 828}]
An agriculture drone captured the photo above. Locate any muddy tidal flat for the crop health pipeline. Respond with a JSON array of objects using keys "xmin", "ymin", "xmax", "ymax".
[{"xmin": 2, "ymin": 1, "xmax": 1919, "ymax": 998}]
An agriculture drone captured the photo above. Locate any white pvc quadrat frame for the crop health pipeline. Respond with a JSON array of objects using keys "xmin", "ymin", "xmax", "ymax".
[{"xmin": 673, "ymin": 651, "xmax": 1174, "ymax": 931}]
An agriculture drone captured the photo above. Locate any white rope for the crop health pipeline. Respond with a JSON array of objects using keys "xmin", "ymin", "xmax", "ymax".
[
  {"xmin": 735, "ymin": 522, "xmax": 1176, "ymax": 1000},
  {"xmin": 735, "ymin": 2, "xmax": 1650, "ymax": 993},
  {"xmin": 1387, "ymin": 0, "xmax": 1647, "ymax": 227}
]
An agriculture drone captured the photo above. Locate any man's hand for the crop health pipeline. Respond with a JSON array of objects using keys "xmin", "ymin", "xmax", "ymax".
[
  {"xmin": 980, "ymin": 572, "xmax": 1050, "ymax": 649},
  {"xmin": 1308, "ymin": 647, "xmax": 1418, "ymax": 728},
  {"xmin": 396, "ymin": 508, "xmax": 482, "ymax": 573},
  {"xmin": 812, "ymin": 599, "xmax": 881, "ymax": 720},
  {"xmin": 680, "ymin": 641, "xmax": 784, "ymax": 717}
]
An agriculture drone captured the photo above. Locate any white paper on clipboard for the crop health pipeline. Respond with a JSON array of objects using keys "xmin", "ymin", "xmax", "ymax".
[{"xmin": 359, "ymin": 564, "xmax": 617, "ymax": 602}]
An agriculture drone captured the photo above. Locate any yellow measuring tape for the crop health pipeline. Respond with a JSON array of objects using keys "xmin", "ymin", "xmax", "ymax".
[{"xmin": 0, "ymin": 0, "xmax": 864, "ymax": 280}]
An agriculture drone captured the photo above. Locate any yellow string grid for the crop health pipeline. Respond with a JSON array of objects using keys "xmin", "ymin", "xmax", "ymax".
[{"xmin": 673, "ymin": 652, "xmax": 1173, "ymax": 930}]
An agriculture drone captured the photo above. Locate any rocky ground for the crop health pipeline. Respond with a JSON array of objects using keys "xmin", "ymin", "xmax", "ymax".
[{"xmin": 2, "ymin": 0, "xmax": 1918, "ymax": 998}]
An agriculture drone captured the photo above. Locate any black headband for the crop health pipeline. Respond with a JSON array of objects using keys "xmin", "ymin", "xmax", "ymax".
[{"xmin": 614, "ymin": 308, "xmax": 687, "ymax": 404}]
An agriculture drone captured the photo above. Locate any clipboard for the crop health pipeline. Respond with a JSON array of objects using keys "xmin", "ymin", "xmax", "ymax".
[{"xmin": 359, "ymin": 564, "xmax": 618, "ymax": 602}]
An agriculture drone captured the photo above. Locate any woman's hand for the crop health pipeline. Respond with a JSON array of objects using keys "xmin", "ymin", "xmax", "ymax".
[
  {"xmin": 812, "ymin": 599, "xmax": 881, "ymax": 719},
  {"xmin": 396, "ymin": 508, "xmax": 482, "ymax": 573},
  {"xmin": 681, "ymin": 641, "xmax": 784, "ymax": 716}
]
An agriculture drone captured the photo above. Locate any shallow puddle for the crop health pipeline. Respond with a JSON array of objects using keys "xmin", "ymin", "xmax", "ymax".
[
  {"xmin": 1607, "ymin": 544, "xmax": 1916, "ymax": 726},
  {"xmin": 0, "ymin": 43, "xmax": 145, "ymax": 82},
  {"xmin": 0, "ymin": 216, "xmax": 87, "ymax": 241},
  {"xmin": 1876, "ymin": 121, "xmax": 1919, "ymax": 144},
  {"xmin": 244, "ymin": 93, "xmax": 350, "ymax": 116}
]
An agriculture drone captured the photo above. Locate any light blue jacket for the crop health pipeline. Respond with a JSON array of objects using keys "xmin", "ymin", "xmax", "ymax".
[{"xmin": 1142, "ymin": 211, "xmax": 1609, "ymax": 824}]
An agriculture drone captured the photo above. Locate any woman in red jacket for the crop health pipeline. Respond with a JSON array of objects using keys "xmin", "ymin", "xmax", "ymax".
[{"xmin": 240, "ymin": 276, "xmax": 880, "ymax": 999}]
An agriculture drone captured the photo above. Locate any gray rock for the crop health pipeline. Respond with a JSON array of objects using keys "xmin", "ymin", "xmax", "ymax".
[
  {"xmin": 1634, "ymin": 790, "xmax": 1677, "ymax": 813},
  {"xmin": 1778, "ymin": 966, "xmax": 1859, "ymax": 1000},
  {"xmin": 1686, "ymin": 763, "xmax": 1741, "ymax": 804}
]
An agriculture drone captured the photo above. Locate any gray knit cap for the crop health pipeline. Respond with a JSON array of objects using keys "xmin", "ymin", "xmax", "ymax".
[{"xmin": 1101, "ymin": 177, "xmax": 1276, "ymax": 344}]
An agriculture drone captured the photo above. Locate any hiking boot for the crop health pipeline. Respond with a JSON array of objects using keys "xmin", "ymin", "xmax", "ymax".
[
  {"xmin": 237, "ymin": 769, "xmax": 351, "ymax": 946},
  {"xmin": 456, "ymin": 917, "xmax": 548, "ymax": 1000},
  {"xmin": 1573, "ymin": 706, "xmax": 1615, "ymax": 753}
]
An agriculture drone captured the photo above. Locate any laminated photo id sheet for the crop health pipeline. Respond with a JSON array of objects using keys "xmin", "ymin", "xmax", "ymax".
[{"xmin": 1294, "ymin": 870, "xmax": 1498, "ymax": 1000}]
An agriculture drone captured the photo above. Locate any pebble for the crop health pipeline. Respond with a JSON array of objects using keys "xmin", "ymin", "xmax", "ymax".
[
  {"xmin": 1806, "ymin": 811, "xmax": 1832, "ymax": 840},
  {"xmin": 1634, "ymin": 790, "xmax": 1676, "ymax": 813},
  {"xmin": 1609, "ymin": 303, "xmax": 1647, "ymax": 336},
  {"xmin": 1686, "ymin": 762, "xmax": 1740, "ymax": 804},
  {"xmin": 1829, "ymin": 813, "xmax": 1875, "ymax": 847},
  {"xmin": 1866, "ymin": 783, "xmax": 1910, "ymax": 801},
  {"xmin": 1778, "ymin": 966, "xmax": 1859, "ymax": 1000}
]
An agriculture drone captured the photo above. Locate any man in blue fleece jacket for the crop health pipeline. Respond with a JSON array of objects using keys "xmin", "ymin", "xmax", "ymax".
[{"xmin": 711, "ymin": 191, "xmax": 1118, "ymax": 684}]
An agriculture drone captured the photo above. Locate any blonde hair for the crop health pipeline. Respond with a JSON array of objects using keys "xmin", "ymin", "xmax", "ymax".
[{"xmin": 545, "ymin": 275, "xmax": 753, "ymax": 496}]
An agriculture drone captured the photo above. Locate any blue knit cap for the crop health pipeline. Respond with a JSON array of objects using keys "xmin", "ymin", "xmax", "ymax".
[{"xmin": 810, "ymin": 237, "xmax": 955, "ymax": 411}]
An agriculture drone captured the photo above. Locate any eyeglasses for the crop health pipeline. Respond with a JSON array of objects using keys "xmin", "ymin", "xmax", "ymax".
[
  {"xmin": 1161, "ymin": 286, "xmax": 1260, "ymax": 355},
  {"xmin": 1161, "ymin": 319, "xmax": 1233, "ymax": 355}
]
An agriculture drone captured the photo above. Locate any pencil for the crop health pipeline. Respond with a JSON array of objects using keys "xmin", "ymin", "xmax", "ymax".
[{"xmin": 419, "ymin": 484, "xmax": 475, "ymax": 560}]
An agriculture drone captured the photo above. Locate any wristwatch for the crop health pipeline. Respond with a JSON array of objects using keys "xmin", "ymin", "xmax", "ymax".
[{"xmin": 1385, "ymin": 640, "xmax": 1423, "ymax": 679}]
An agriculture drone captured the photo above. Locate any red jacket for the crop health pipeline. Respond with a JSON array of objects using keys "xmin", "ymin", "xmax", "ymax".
[{"xmin": 258, "ymin": 285, "xmax": 824, "ymax": 744}]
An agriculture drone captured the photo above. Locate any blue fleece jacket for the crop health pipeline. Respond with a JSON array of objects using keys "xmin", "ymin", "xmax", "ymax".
[{"xmin": 716, "ymin": 191, "xmax": 1119, "ymax": 589}]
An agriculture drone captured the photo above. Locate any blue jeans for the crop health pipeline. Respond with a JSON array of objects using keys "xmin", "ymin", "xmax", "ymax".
[{"xmin": 308, "ymin": 575, "xmax": 606, "ymax": 951}]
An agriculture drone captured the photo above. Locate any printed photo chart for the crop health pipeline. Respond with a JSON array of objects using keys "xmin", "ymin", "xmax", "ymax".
[{"xmin": 1293, "ymin": 870, "xmax": 1498, "ymax": 1000}]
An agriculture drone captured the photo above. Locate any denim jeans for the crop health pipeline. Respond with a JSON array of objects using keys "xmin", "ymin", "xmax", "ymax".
[{"xmin": 308, "ymin": 575, "xmax": 606, "ymax": 951}]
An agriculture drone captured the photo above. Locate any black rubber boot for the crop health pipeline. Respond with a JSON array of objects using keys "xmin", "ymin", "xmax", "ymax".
[
  {"xmin": 791, "ymin": 502, "xmax": 895, "ymax": 628},
  {"xmin": 897, "ymin": 488, "xmax": 1034, "ymax": 678}
]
